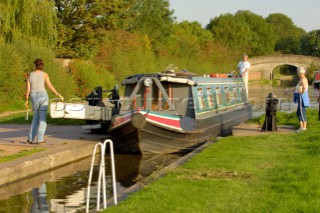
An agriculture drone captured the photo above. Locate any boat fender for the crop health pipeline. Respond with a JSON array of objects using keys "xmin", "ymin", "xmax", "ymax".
[{"xmin": 131, "ymin": 113, "xmax": 146, "ymax": 129}]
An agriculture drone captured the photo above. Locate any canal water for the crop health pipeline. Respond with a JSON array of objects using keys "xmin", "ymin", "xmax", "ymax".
[
  {"xmin": 0, "ymin": 153, "xmax": 182, "ymax": 212},
  {"xmin": 249, "ymin": 81, "xmax": 318, "ymax": 114},
  {"xmin": 0, "ymin": 81, "xmax": 319, "ymax": 213}
]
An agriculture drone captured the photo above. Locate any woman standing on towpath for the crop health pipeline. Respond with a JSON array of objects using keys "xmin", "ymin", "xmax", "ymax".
[
  {"xmin": 285, "ymin": 66, "xmax": 310, "ymax": 132},
  {"xmin": 24, "ymin": 59, "xmax": 64, "ymax": 144}
]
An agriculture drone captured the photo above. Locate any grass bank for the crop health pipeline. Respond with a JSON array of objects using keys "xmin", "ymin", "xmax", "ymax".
[
  {"xmin": 0, "ymin": 112, "xmax": 85, "ymax": 125},
  {"xmin": 105, "ymin": 109, "xmax": 320, "ymax": 212},
  {"xmin": 0, "ymin": 148, "xmax": 45, "ymax": 163}
]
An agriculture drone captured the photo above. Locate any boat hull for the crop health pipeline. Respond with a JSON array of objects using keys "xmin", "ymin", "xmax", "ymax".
[{"xmin": 110, "ymin": 104, "xmax": 251, "ymax": 154}]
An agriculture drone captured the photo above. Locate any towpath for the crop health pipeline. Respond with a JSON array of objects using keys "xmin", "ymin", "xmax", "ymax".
[{"xmin": 0, "ymin": 124, "xmax": 104, "ymax": 187}]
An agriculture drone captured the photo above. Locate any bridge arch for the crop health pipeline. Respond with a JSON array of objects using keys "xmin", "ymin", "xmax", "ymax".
[{"xmin": 249, "ymin": 54, "xmax": 320, "ymax": 80}]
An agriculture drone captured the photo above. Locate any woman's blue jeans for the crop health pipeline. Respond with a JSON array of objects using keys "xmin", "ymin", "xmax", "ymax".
[
  {"xmin": 28, "ymin": 91, "xmax": 48, "ymax": 143},
  {"xmin": 296, "ymin": 95, "xmax": 307, "ymax": 122}
]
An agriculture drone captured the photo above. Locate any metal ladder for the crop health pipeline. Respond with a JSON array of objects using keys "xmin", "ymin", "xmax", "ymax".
[{"xmin": 86, "ymin": 139, "xmax": 118, "ymax": 212}]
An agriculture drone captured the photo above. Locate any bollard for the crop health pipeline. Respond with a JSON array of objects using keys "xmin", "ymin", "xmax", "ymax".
[{"xmin": 262, "ymin": 93, "xmax": 279, "ymax": 131}]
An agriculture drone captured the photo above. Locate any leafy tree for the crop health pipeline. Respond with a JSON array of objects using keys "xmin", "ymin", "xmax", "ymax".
[
  {"xmin": 266, "ymin": 13, "xmax": 306, "ymax": 54},
  {"xmin": 206, "ymin": 13, "xmax": 249, "ymax": 52},
  {"xmin": 173, "ymin": 21, "xmax": 213, "ymax": 44},
  {"xmin": 167, "ymin": 21, "xmax": 213, "ymax": 61},
  {"xmin": 54, "ymin": 0, "xmax": 137, "ymax": 59},
  {"xmin": 0, "ymin": 0, "xmax": 57, "ymax": 46},
  {"xmin": 94, "ymin": 30, "xmax": 158, "ymax": 82},
  {"xmin": 234, "ymin": 10, "xmax": 276, "ymax": 55},
  {"xmin": 300, "ymin": 30, "xmax": 320, "ymax": 57},
  {"xmin": 306, "ymin": 62, "xmax": 319, "ymax": 83},
  {"xmin": 159, "ymin": 21, "xmax": 235, "ymax": 73},
  {"xmin": 128, "ymin": 0, "xmax": 175, "ymax": 48},
  {"xmin": 206, "ymin": 10, "xmax": 276, "ymax": 56}
]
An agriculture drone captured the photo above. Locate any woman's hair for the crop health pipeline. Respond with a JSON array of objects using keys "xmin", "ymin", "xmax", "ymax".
[
  {"xmin": 297, "ymin": 66, "xmax": 306, "ymax": 75},
  {"xmin": 34, "ymin": 58, "xmax": 44, "ymax": 70}
]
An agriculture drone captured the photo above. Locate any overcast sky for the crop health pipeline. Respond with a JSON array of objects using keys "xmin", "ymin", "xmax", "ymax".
[{"xmin": 169, "ymin": 0, "xmax": 320, "ymax": 32}]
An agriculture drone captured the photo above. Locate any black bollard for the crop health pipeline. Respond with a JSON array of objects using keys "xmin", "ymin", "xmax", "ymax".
[{"xmin": 262, "ymin": 93, "xmax": 279, "ymax": 131}]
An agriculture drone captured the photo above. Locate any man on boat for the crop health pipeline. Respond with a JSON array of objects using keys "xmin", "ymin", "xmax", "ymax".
[{"xmin": 236, "ymin": 54, "xmax": 250, "ymax": 97}]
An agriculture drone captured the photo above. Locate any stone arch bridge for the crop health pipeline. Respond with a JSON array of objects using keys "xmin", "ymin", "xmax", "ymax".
[{"xmin": 250, "ymin": 54, "xmax": 320, "ymax": 80}]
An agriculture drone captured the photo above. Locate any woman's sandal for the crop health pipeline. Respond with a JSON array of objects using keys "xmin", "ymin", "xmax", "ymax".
[
  {"xmin": 27, "ymin": 139, "xmax": 33, "ymax": 144},
  {"xmin": 38, "ymin": 140, "xmax": 47, "ymax": 144}
]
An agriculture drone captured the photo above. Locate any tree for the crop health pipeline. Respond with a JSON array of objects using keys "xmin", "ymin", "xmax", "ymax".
[
  {"xmin": 206, "ymin": 13, "xmax": 250, "ymax": 52},
  {"xmin": 300, "ymin": 30, "xmax": 320, "ymax": 57},
  {"xmin": 234, "ymin": 10, "xmax": 276, "ymax": 55},
  {"xmin": 167, "ymin": 21, "xmax": 213, "ymax": 60},
  {"xmin": 94, "ymin": 30, "xmax": 158, "ymax": 82},
  {"xmin": 0, "ymin": 0, "xmax": 57, "ymax": 46},
  {"xmin": 161, "ymin": 21, "xmax": 234, "ymax": 73},
  {"xmin": 174, "ymin": 21, "xmax": 213, "ymax": 44},
  {"xmin": 206, "ymin": 10, "xmax": 276, "ymax": 56},
  {"xmin": 54, "ymin": 0, "xmax": 137, "ymax": 58},
  {"xmin": 128, "ymin": 0, "xmax": 175, "ymax": 48},
  {"xmin": 266, "ymin": 13, "xmax": 306, "ymax": 54}
]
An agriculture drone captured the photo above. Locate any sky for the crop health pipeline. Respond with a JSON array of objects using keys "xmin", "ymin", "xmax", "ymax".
[{"xmin": 169, "ymin": 0, "xmax": 320, "ymax": 32}]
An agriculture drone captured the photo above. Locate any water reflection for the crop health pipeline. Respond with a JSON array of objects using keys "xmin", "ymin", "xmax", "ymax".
[
  {"xmin": 249, "ymin": 81, "xmax": 318, "ymax": 115},
  {"xmin": 0, "ymin": 153, "xmax": 181, "ymax": 213},
  {"xmin": 30, "ymin": 184, "xmax": 49, "ymax": 213}
]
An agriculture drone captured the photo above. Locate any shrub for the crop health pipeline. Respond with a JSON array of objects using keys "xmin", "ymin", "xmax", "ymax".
[
  {"xmin": 69, "ymin": 60, "xmax": 116, "ymax": 98},
  {"xmin": 0, "ymin": 40, "xmax": 80, "ymax": 110},
  {"xmin": 0, "ymin": 43, "xmax": 26, "ymax": 105}
]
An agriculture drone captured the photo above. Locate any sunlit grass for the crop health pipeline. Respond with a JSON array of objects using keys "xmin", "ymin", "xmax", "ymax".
[
  {"xmin": 247, "ymin": 108, "xmax": 317, "ymax": 128},
  {"xmin": 0, "ymin": 102, "xmax": 25, "ymax": 114},
  {"xmin": 0, "ymin": 112, "xmax": 85, "ymax": 125},
  {"xmin": 104, "ymin": 109, "xmax": 320, "ymax": 212},
  {"xmin": 0, "ymin": 148, "xmax": 45, "ymax": 163}
]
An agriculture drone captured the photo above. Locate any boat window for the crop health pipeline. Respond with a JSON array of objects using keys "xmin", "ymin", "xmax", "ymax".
[
  {"xmin": 217, "ymin": 86, "xmax": 229, "ymax": 107},
  {"xmin": 196, "ymin": 87, "xmax": 205, "ymax": 111},
  {"xmin": 124, "ymin": 81, "xmax": 175, "ymax": 112},
  {"xmin": 226, "ymin": 86, "xmax": 236, "ymax": 105},
  {"xmin": 215, "ymin": 86, "xmax": 222, "ymax": 107},
  {"xmin": 205, "ymin": 86, "xmax": 216, "ymax": 109},
  {"xmin": 134, "ymin": 95, "xmax": 142, "ymax": 109},
  {"xmin": 162, "ymin": 84, "xmax": 170, "ymax": 110},
  {"xmin": 151, "ymin": 83, "xmax": 170, "ymax": 111},
  {"xmin": 193, "ymin": 83, "xmax": 245, "ymax": 113},
  {"xmin": 226, "ymin": 85, "xmax": 244, "ymax": 104},
  {"xmin": 238, "ymin": 85, "xmax": 246, "ymax": 101},
  {"xmin": 122, "ymin": 84, "xmax": 138, "ymax": 111},
  {"xmin": 231, "ymin": 86, "xmax": 237, "ymax": 102},
  {"xmin": 224, "ymin": 86, "xmax": 230, "ymax": 104},
  {"xmin": 151, "ymin": 84, "xmax": 158, "ymax": 110}
]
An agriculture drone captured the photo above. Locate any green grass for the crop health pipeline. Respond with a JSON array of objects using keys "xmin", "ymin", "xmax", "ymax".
[
  {"xmin": 104, "ymin": 109, "xmax": 320, "ymax": 212},
  {"xmin": 248, "ymin": 110, "xmax": 302, "ymax": 128},
  {"xmin": 0, "ymin": 148, "xmax": 45, "ymax": 163},
  {"xmin": 0, "ymin": 112, "xmax": 85, "ymax": 125},
  {"xmin": 0, "ymin": 102, "xmax": 25, "ymax": 114}
]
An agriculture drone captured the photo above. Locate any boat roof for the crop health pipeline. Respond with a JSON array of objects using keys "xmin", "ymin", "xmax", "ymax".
[
  {"xmin": 121, "ymin": 70, "xmax": 240, "ymax": 86},
  {"xmin": 121, "ymin": 70, "xmax": 198, "ymax": 85}
]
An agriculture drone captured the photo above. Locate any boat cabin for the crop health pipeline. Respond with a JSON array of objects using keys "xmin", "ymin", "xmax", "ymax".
[{"xmin": 119, "ymin": 72, "xmax": 247, "ymax": 119}]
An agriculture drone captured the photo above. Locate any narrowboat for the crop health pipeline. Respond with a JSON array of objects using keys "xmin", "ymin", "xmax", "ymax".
[{"xmin": 50, "ymin": 70, "xmax": 252, "ymax": 154}]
